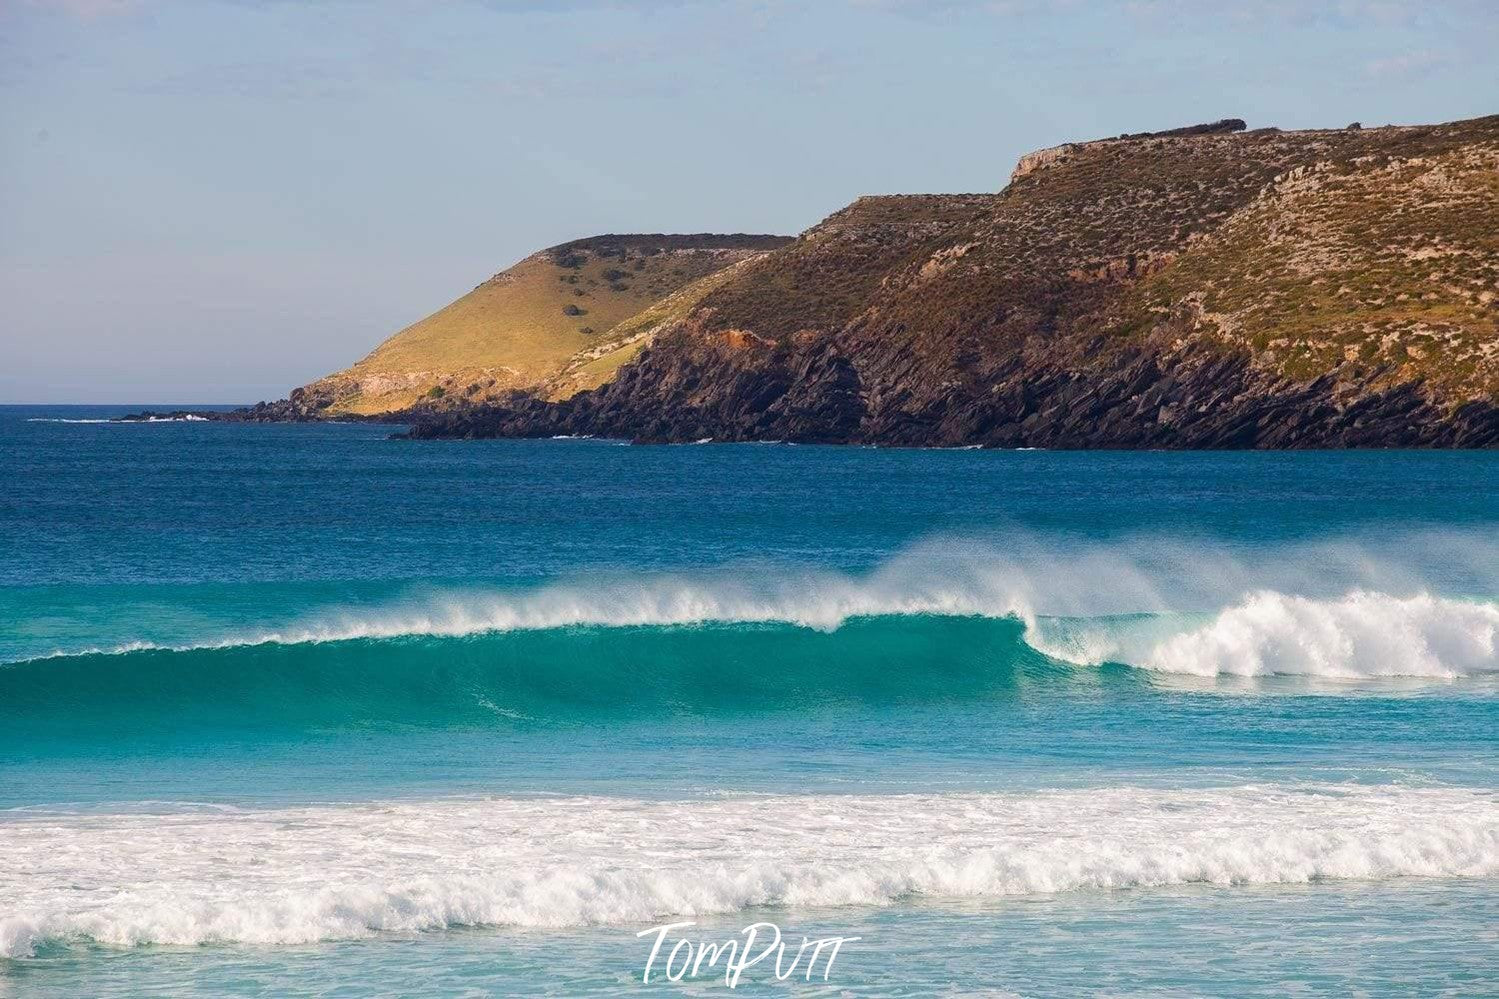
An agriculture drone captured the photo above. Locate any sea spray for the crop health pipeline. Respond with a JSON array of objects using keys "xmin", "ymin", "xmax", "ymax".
[{"xmin": 1027, "ymin": 591, "xmax": 1499, "ymax": 678}]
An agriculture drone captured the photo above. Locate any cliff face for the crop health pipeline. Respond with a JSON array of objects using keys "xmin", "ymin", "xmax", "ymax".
[{"xmin": 407, "ymin": 115, "xmax": 1499, "ymax": 447}]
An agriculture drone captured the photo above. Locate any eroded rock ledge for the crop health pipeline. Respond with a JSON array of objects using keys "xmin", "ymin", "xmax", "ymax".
[{"xmin": 398, "ymin": 331, "xmax": 1498, "ymax": 448}]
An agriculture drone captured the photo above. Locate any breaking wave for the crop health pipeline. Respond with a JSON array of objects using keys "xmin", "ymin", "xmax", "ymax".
[
  {"xmin": 3, "ymin": 594, "xmax": 1492, "ymax": 737},
  {"xmin": 2, "ymin": 783, "xmax": 1495, "ymax": 958},
  {"xmin": 1030, "ymin": 590, "xmax": 1498, "ymax": 679},
  {"xmin": 4, "ymin": 536, "xmax": 1494, "ymax": 734}
]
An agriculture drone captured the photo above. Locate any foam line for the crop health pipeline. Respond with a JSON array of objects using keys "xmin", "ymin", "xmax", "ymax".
[{"xmin": 3, "ymin": 784, "xmax": 1495, "ymax": 958}]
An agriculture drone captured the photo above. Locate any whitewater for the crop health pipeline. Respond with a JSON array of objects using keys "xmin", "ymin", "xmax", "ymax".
[{"xmin": 4, "ymin": 784, "xmax": 1496, "ymax": 959}]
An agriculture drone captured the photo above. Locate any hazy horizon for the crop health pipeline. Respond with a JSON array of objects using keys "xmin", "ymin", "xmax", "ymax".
[{"xmin": 3, "ymin": 0, "xmax": 1496, "ymax": 403}]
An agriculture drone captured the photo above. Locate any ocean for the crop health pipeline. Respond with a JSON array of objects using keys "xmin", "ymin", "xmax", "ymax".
[{"xmin": 1, "ymin": 404, "xmax": 1496, "ymax": 996}]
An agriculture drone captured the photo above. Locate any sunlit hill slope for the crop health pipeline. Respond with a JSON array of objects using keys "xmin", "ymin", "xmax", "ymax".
[{"xmin": 291, "ymin": 234, "xmax": 791, "ymax": 416}]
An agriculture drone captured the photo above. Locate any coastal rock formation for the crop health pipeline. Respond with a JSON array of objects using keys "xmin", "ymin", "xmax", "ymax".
[{"xmin": 405, "ymin": 114, "xmax": 1499, "ymax": 448}]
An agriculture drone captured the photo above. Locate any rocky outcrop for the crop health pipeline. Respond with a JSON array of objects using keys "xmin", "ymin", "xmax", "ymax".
[
  {"xmin": 1118, "ymin": 118, "xmax": 1246, "ymax": 139},
  {"xmin": 1009, "ymin": 143, "xmax": 1081, "ymax": 183},
  {"xmin": 1010, "ymin": 118, "xmax": 1248, "ymax": 183}
]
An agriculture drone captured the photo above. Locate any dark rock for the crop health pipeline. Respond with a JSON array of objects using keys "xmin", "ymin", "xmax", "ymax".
[
  {"xmin": 1118, "ymin": 118, "xmax": 1247, "ymax": 140},
  {"xmin": 399, "ymin": 333, "xmax": 1499, "ymax": 449}
]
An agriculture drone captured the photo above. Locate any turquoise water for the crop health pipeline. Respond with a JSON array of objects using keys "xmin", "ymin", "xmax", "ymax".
[{"xmin": 2, "ymin": 405, "xmax": 1496, "ymax": 996}]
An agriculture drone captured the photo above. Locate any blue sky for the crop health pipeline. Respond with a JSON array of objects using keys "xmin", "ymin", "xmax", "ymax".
[{"xmin": 2, "ymin": 0, "xmax": 1494, "ymax": 403}]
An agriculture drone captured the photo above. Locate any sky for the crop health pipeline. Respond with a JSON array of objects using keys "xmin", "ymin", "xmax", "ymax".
[{"xmin": 1, "ymin": 0, "xmax": 1494, "ymax": 403}]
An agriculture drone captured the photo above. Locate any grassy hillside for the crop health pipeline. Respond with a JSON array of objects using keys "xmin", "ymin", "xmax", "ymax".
[{"xmin": 305, "ymin": 234, "xmax": 789, "ymax": 415}]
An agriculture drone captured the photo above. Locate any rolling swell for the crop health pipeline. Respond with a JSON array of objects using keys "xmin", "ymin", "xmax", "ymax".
[{"xmin": 0, "ymin": 616, "xmax": 1064, "ymax": 734}]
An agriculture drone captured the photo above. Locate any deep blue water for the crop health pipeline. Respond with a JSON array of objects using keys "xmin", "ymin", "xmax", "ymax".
[{"xmin": 1, "ymin": 404, "xmax": 1496, "ymax": 997}]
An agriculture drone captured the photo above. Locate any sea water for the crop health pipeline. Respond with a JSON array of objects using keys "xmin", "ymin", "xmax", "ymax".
[{"xmin": 1, "ymin": 405, "xmax": 1496, "ymax": 996}]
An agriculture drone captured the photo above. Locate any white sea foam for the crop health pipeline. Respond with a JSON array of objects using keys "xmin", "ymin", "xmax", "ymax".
[
  {"xmin": 1030, "ymin": 591, "xmax": 1499, "ymax": 679},
  {"xmin": 1, "ymin": 784, "xmax": 1494, "ymax": 958},
  {"xmin": 1150, "ymin": 591, "xmax": 1496, "ymax": 678}
]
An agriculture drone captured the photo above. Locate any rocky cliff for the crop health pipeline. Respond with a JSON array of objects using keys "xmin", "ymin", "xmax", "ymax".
[{"xmin": 405, "ymin": 115, "xmax": 1499, "ymax": 447}]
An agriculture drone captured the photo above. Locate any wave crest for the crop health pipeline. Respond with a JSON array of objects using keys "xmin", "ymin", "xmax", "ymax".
[
  {"xmin": 1151, "ymin": 591, "xmax": 1497, "ymax": 678},
  {"xmin": 1033, "ymin": 591, "xmax": 1499, "ymax": 678},
  {"xmin": 31, "ymin": 587, "xmax": 1498, "ymax": 682}
]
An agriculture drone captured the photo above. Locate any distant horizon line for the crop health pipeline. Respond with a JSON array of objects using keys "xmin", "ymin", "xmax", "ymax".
[{"xmin": 0, "ymin": 401, "xmax": 251, "ymax": 408}]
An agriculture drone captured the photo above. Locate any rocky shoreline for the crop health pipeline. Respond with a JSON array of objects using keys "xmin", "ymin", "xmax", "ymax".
[
  {"xmin": 394, "ymin": 335, "xmax": 1499, "ymax": 448},
  {"xmin": 127, "ymin": 357, "xmax": 1499, "ymax": 448},
  {"xmin": 119, "ymin": 385, "xmax": 407, "ymax": 424}
]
